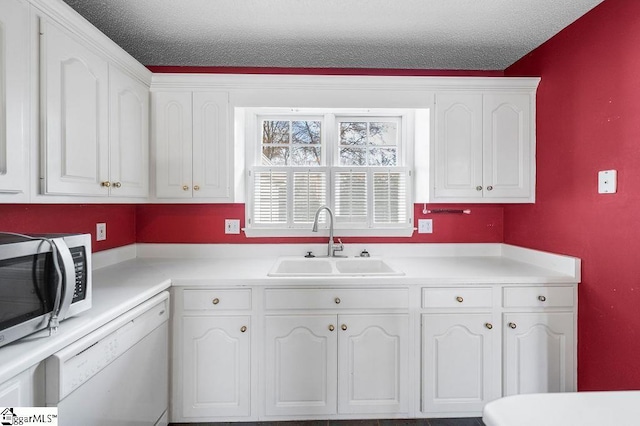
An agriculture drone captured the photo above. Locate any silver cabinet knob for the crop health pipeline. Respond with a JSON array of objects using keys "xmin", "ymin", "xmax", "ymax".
[
  {"xmin": 486, "ymin": 185, "xmax": 493, "ymax": 191},
  {"xmin": 476, "ymin": 186, "xmax": 483, "ymax": 191},
  {"xmin": 508, "ymin": 322, "xmax": 517, "ymax": 329},
  {"xmin": 538, "ymin": 295, "xmax": 547, "ymax": 302}
]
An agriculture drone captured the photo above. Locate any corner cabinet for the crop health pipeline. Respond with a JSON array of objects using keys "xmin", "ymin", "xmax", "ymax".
[
  {"xmin": 40, "ymin": 19, "xmax": 149, "ymax": 198},
  {"xmin": 40, "ymin": 18, "xmax": 109, "ymax": 196},
  {"xmin": 152, "ymin": 91, "xmax": 231, "ymax": 201},
  {"xmin": 0, "ymin": 0, "xmax": 30, "ymax": 197},
  {"xmin": 171, "ymin": 288, "xmax": 252, "ymax": 422},
  {"xmin": 431, "ymin": 89, "xmax": 536, "ymax": 203},
  {"xmin": 502, "ymin": 286, "xmax": 576, "ymax": 395}
]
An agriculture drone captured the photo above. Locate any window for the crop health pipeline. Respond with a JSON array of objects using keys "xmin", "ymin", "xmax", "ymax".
[{"xmin": 246, "ymin": 109, "xmax": 413, "ymax": 237}]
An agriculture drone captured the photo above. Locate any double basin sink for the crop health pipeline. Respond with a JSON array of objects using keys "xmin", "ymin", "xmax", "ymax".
[{"xmin": 268, "ymin": 256, "xmax": 404, "ymax": 277}]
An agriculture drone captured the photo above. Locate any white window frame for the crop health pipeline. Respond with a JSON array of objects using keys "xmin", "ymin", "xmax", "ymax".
[{"xmin": 244, "ymin": 108, "xmax": 414, "ymax": 237}]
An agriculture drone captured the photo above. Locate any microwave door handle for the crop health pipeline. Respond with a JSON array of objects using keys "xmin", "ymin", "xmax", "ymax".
[{"xmin": 51, "ymin": 238, "xmax": 75, "ymax": 323}]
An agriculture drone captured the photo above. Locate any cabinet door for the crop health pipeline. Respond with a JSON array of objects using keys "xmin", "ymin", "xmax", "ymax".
[
  {"xmin": 503, "ymin": 312, "xmax": 575, "ymax": 396},
  {"xmin": 41, "ymin": 20, "xmax": 109, "ymax": 196},
  {"xmin": 483, "ymin": 93, "xmax": 532, "ymax": 199},
  {"xmin": 338, "ymin": 314, "xmax": 409, "ymax": 415},
  {"xmin": 181, "ymin": 315, "xmax": 251, "ymax": 418},
  {"xmin": 192, "ymin": 92, "xmax": 230, "ymax": 199},
  {"xmin": 0, "ymin": 0, "xmax": 29, "ymax": 195},
  {"xmin": 108, "ymin": 65, "xmax": 149, "ymax": 197},
  {"xmin": 264, "ymin": 315, "xmax": 337, "ymax": 416},
  {"xmin": 422, "ymin": 313, "xmax": 499, "ymax": 414},
  {"xmin": 153, "ymin": 91, "xmax": 193, "ymax": 198},
  {"xmin": 433, "ymin": 93, "xmax": 483, "ymax": 199},
  {"xmin": 0, "ymin": 364, "xmax": 45, "ymax": 407}
]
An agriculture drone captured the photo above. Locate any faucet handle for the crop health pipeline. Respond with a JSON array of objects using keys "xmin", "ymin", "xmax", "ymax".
[{"xmin": 332, "ymin": 239, "xmax": 344, "ymax": 257}]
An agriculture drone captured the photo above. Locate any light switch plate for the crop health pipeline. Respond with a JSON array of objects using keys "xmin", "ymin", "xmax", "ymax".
[
  {"xmin": 96, "ymin": 223, "xmax": 106, "ymax": 241},
  {"xmin": 598, "ymin": 170, "xmax": 617, "ymax": 194}
]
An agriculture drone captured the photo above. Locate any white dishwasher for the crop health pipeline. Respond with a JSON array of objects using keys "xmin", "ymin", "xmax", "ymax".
[{"xmin": 45, "ymin": 291, "xmax": 170, "ymax": 426}]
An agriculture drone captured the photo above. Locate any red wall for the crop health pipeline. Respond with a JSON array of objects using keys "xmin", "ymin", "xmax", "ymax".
[
  {"xmin": 136, "ymin": 203, "xmax": 503, "ymax": 244},
  {"xmin": 0, "ymin": 204, "xmax": 136, "ymax": 252},
  {"xmin": 504, "ymin": 0, "xmax": 640, "ymax": 390}
]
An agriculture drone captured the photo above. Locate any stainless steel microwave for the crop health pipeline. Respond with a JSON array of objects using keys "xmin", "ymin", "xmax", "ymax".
[{"xmin": 0, "ymin": 233, "xmax": 92, "ymax": 348}]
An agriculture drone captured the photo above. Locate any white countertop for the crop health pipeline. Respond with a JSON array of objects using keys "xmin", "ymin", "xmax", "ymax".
[
  {"xmin": 483, "ymin": 391, "xmax": 640, "ymax": 426},
  {"xmin": 0, "ymin": 242, "xmax": 580, "ymax": 385},
  {"xmin": 0, "ymin": 259, "xmax": 170, "ymax": 385}
]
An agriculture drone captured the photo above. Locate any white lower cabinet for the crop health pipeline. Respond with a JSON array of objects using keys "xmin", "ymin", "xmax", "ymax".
[
  {"xmin": 422, "ymin": 313, "xmax": 499, "ymax": 414},
  {"xmin": 503, "ymin": 312, "xmax": 575, "ymax": 396},
  {"xmin": 171, "ymin": 283, "xmax": 575, "ymax": 421},
  {"xmin": 0, "ymin": 364, "xmax": 45, "ymax": 407},
  {"xmin": 264, "ymin": 315, "xmax": 337, "ymax": 416},
  {"xmin": 172, "ymin": 288, "xmax": 253, "ymax": 422},
  {"xmin": 264, "ymin": 313, "xmax": 409, "ymax": 417}
]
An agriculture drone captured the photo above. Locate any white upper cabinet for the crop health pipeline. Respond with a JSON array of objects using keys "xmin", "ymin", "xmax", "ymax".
[
  {"xmin": 153, "ymin": 91, "xmax": 230, "ymax": 201},
  {"xmin": 41, "ymin": 18, "xmax": 110, "ymax": 196},
  {"xmin": 483, "ymin": 93, "xmax": 533, "ymax": 200},
  {"xmin": 0, "ymin": 0, "xmax": 30, "ymax": 197},
  {"xmin": 108, "ymin": 65, "xmax": 149, "ymax": 197},
  {"xmin": 433, "ymin": 93, "xmax": 484, "ymax": 199},
  {"xmin": 37, "ymin": 1, "xmax": 151, "ymax": 200},
  {"xmin": 431, "ymin": 90, "xmax": 535, "ymax": 203}
]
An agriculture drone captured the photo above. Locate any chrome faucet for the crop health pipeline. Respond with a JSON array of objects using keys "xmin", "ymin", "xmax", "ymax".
[{"xmin": 312, "ymin": 205, "xmax": 344, "ymax": 257}]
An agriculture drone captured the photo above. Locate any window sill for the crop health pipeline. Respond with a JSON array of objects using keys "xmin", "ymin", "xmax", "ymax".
[{"xmin": 243, "ymin": 227, "xmax": 415, "ymax": 238}]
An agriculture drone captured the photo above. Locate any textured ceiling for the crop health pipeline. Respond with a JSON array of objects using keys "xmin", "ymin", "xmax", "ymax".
[{"xmin": 60, "ymin": 0, "xmax": 604, "ymax": 70}]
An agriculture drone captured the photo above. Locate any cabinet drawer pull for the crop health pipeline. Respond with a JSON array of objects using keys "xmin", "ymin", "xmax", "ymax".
[
  {"xmin": 182, "ymin": 185, "xmax": 189, "ymax": 191},
  {"xmin": 487, "ymin": 185, "xmax": 493, "ymax": 191},
  {"xmin": 476, "ymin": 186, "xmax": 483, "ymax": 191},
  {"xmin": 212, "ymin": 298, "xmax": 220, "ymax": 305},
  {"xmin": 485, "ymin": 323, "xmax": 493, "ymax": 330},
  {"xmin": 334, "ymin": 297, "xmax": 341, "ymax": 304},
  {"xmin": 113, "ymin": 182, "xmax": 122, "ymax": 188},
  {"xmin": 508, "ymin": 322, "xmax": 517, "ymax": 329},
  {"xmin": 240, "ymin": 325, "xmax": 247, "ymax": 333},
  {"xmin": 341, "ymin": 324, "xmax": 347, "ymax": 331},
  {"xmin": 456, "ymin": 296, "xmax": 464, "ymax": 303},
  {"xmin": 538, "ymin": 295, "xmax": 547, "ymax": 302},
  {"xmin": 328, "ymin": 325, "xmax": 335, "ymax": 332},
  {"xmin": 101, "ymin": 181, "xmax": 111, "ymax": 187},
  {"xmin": 194, "ymin": 185, "xmax": 200, "ymax": 191}
]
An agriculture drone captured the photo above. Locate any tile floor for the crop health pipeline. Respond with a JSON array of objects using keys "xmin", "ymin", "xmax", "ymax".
[{"xmin": 170, "ymin": 419, "xmax": 486, "ymax": 426}]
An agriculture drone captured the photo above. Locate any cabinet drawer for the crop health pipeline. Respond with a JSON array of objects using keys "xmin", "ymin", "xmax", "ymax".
[
  {"xmin": 422, "ymin": 287, "xmax": 493, "ymax": 309},
  {"xmin": 503, "ymin": 286, "xmax": 574, "ymax": 308},
  {"xmin": 265, "ymin": 288, "xmax": 408, "ymax": 310},
  {"xmin": 183, "ymin": 289, "xmax": 252, "ymax": 311}
]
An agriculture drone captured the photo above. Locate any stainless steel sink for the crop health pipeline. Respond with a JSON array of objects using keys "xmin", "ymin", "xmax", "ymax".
[{"xmin": 268, "ymin": 257, "xmax": 404, "ymax": 277}]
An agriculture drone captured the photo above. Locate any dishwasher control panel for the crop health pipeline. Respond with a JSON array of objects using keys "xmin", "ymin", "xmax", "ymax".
[{"xmin": 45, "ymin": 292, "xmax": 169, "ymax": 402}]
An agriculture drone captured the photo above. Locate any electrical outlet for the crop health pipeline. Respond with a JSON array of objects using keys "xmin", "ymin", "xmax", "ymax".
[
  {"xmin": 418, "ymin": 219, "xmax": 433, "ymax": 234},
  {"xmin": 96, "ymin": 223, "xmax": 107, "ymax": 241},
  {"xmin": 225, "ymin": 219, "xmax": 240, "ymax": 234}
]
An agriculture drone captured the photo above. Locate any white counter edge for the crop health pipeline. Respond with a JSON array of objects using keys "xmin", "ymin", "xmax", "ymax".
[{"xmin": 501, "ymin": 244, "xmax": 581, "ymax": 280}]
